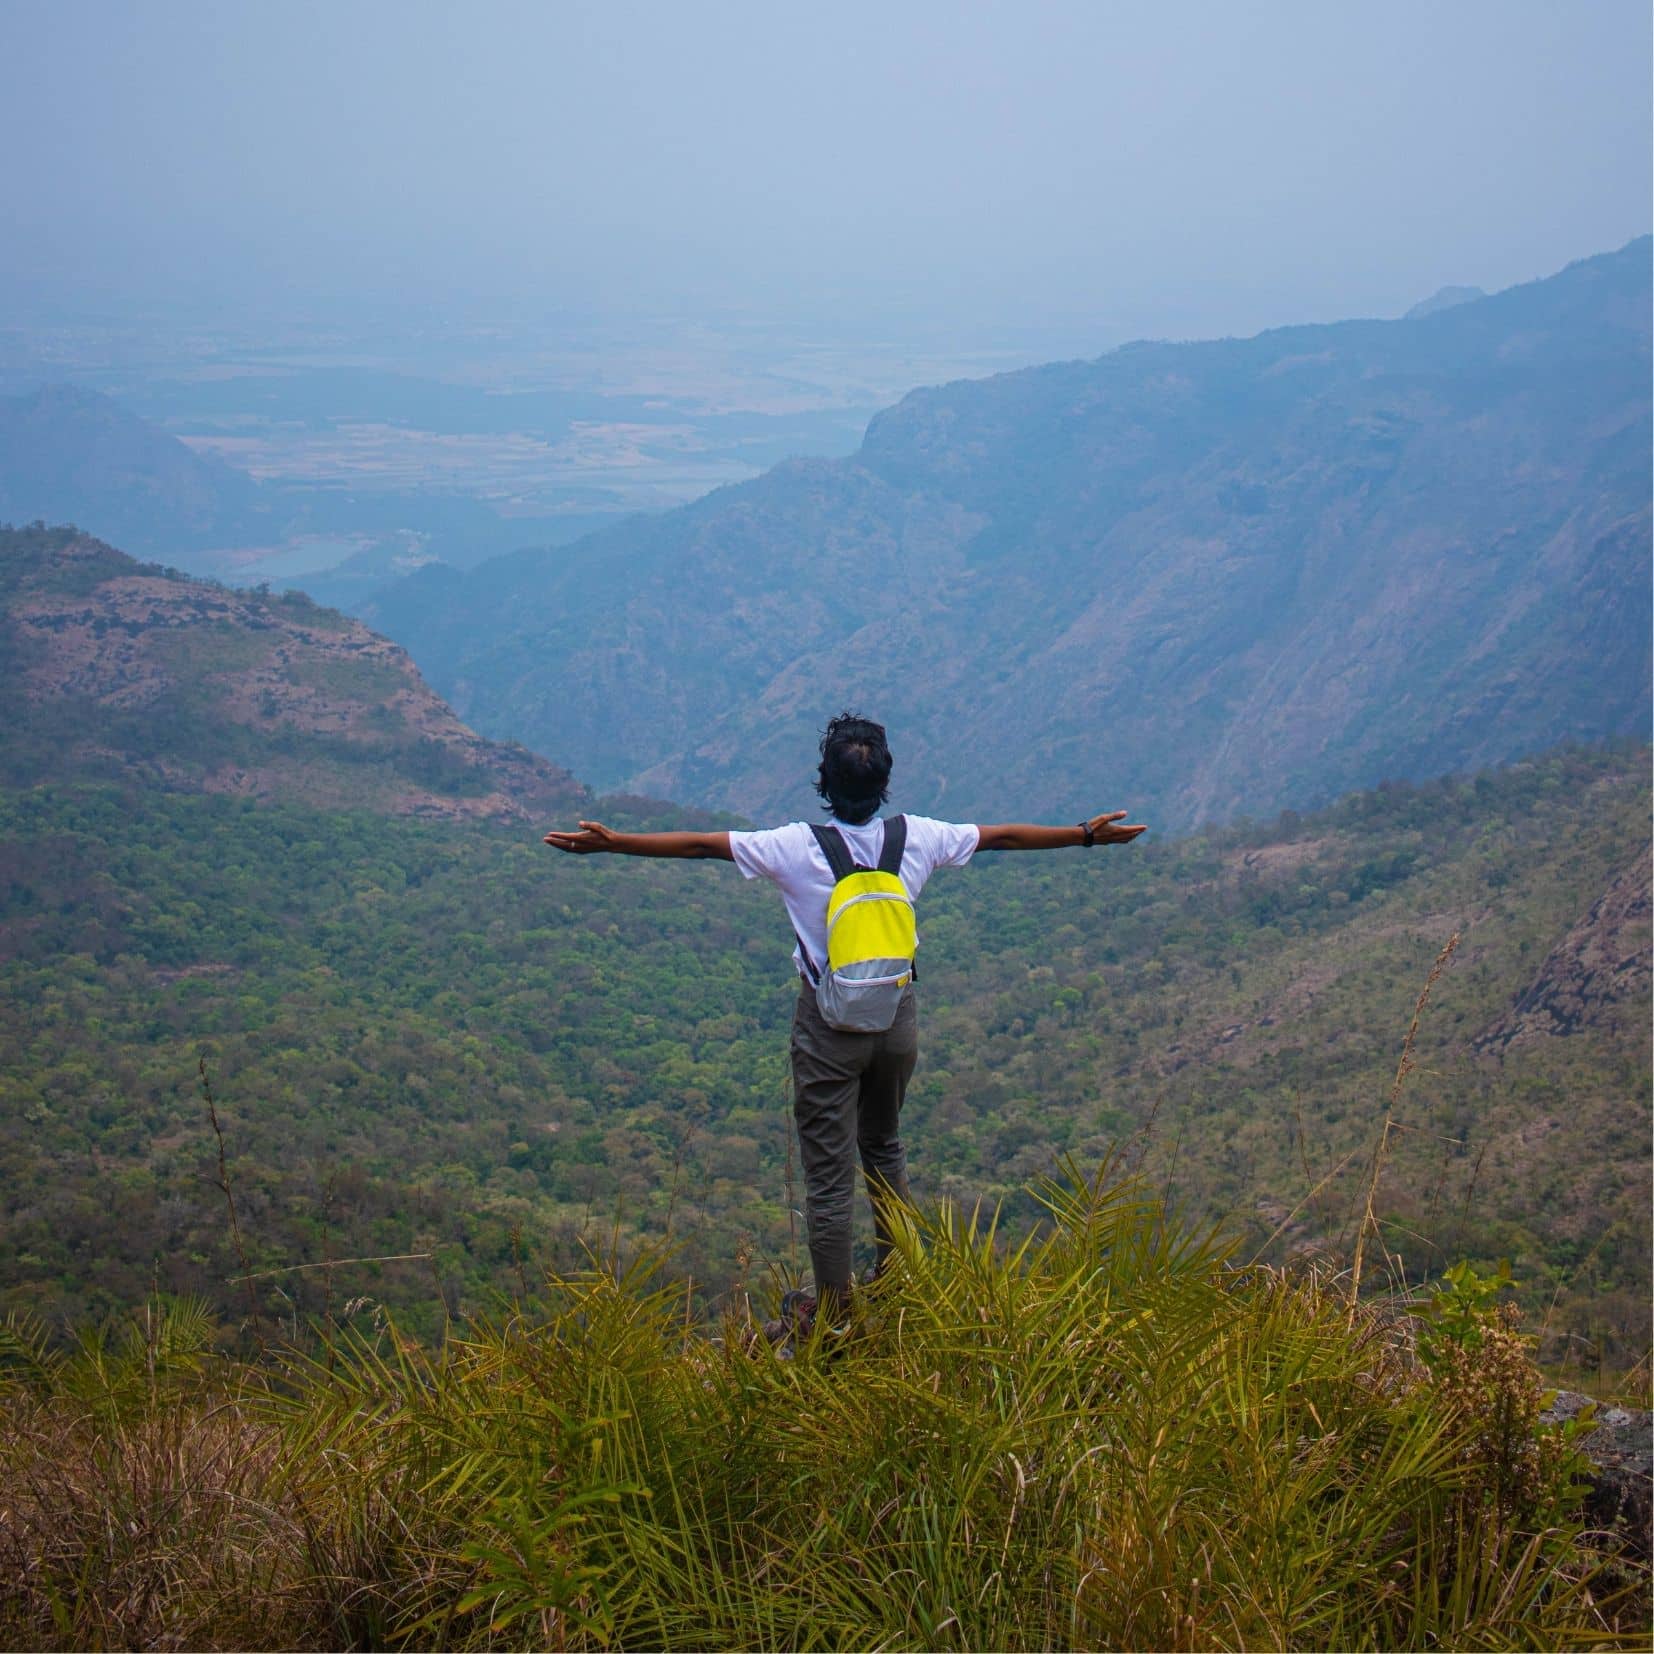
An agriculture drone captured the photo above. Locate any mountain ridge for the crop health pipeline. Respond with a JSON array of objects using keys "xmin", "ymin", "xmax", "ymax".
[
  {"xmin": 361, "ymin": 238, "xmax": 1651, "ymax": 832},
  {"xmin": 0, "ymin": 522, "xmax": 588, "ymax": 822}
]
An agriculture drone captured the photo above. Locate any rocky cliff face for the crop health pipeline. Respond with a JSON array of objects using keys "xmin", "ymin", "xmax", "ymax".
[
  {"xmin": 1476, "ymin": 854, "xmax": 1652, "ymax": 1050},
  {"xmin": 0, "ymin": 525, "xmax": 587, "ymax": 823}
]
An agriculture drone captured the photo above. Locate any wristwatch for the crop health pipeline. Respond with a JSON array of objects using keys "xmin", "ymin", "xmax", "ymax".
[{"xmin": 1078, "ymin": 819, "xmax": 1095, "ymax": 847}]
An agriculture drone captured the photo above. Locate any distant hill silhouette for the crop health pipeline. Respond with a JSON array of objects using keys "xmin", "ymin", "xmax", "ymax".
[
  {"xmin": 361, "ymin": 239, "xmax": 1652, "ymax": 831},
  {"xmin": 1404, "ymin": 283, "xmax": 1488, "ymax": 319},
  {"xmin": 0, "ymin": 523, "xmax": 586, "ymax": 820},
  {"xmin": 0, "ymin": 384, "xmax": 572, "ymax": 580},
  {"xmin": 0, "ymin": 386, "xmax": 273, "ymax": 558}
]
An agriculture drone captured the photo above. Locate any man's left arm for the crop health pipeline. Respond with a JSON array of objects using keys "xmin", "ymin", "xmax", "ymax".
[{"xmin": 543, "ymin": 821, "xmax": 734, "ymax": 859}]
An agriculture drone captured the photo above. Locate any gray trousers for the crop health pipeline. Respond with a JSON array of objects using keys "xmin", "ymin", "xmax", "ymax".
[{"xmin": 790, "ymin": 981, "xmax": 917, "ymax": 1306}]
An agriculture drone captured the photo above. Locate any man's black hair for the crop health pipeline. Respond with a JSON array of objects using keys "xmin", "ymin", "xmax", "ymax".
[{"xmin": 816, "ymin": 712, "xmax": 891, "ymax": 824}]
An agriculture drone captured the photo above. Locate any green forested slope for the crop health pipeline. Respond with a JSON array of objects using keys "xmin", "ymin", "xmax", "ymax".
[{"xmin": 2, "ymin": 747, "xmax": 1646, "ymax": 1361}]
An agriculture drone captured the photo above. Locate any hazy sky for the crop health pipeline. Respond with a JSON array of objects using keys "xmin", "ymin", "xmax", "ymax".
[{"xmin": 3, "ymin": 0, "xmax": 1649, "ymax": 342}]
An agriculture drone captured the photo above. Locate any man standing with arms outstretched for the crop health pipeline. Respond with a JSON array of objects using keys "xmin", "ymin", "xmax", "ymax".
[{"xmin": 544, "ymin": 713, "xmax": 1146, "ymax": 1336}]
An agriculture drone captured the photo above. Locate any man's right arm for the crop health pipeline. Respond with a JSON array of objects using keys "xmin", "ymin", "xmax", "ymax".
[
  {"xmin": 976, "ymin": 810, "xmax": 1146, "ymax": 852},
  {"xmin": 543, "ymin": 821, "xmax": 734, "ymax": 860}
]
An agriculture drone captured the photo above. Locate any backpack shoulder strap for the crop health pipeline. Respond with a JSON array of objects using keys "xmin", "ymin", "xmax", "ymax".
[
  {"xmin": 877, "ymin": 813, "xmax": 908, "ymax": 877},
  {"xmin": 809, "ymin": 822, "xmax": 857, "ymax": 882}
]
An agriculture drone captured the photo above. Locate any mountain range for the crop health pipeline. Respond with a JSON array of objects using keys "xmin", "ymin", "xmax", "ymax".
[
  {"xmin": 0, "ymin": 519, "xmax": 1645, "ymax": 1362},
  {"xmin": 358, "ymin": 239, "xmax": 1652, "ymax": 832}
]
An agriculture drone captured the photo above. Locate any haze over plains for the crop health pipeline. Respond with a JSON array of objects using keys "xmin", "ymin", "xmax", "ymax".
[{"xmin": 2, "ymin": 0, "xmax": 1649, "ymax": 344}]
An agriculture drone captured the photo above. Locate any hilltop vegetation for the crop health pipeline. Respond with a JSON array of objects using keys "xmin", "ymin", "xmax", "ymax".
[
  {"xmin": 1, "ymin": 746, "xmax": 1645, "ymax": 1368},
  {"xmin": 363, "ymin": 239, "xmax": 1651, "ymax": 830},
  {"xmin": 1, "ymin": 1171, "xmax": 1640, "ymax": 1651}
]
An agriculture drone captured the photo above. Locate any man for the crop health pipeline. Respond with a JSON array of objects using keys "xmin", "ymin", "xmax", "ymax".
[{"xmin": 543, "ymin": 712, "xmax": 1145, "ymax": 1333}]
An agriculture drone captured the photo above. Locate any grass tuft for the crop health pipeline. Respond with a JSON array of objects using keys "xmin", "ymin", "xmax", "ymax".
[{"xmin": 0, "ymin": 1164, "xmax": 1643, "ymax": 1650}]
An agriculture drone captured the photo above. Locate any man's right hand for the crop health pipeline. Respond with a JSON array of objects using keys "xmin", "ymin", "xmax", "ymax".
[
  {"xmin": 1083, "ymin": 810, "xmax": 1147, "ymax": 846},
  {"xmin": 977, "ymin": 812, "xmax": 1147, "ymax": 851}
]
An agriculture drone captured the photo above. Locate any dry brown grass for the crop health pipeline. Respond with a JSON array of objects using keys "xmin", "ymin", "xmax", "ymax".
[
  {"xmin": 0, "ymin": 1341, "xmax": 474, "ymax": 1651},
  {"xmin": 0, "ymin": 1386, "xmax": 300, "ymax": 1650}
]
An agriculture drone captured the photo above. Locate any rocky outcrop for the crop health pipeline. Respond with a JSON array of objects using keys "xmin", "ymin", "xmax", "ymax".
[
  {"xmin": 1543, "ymin": 1389, "xmax": 1653, "ymax": 1556},
  {"xmin": 1475, "ymin": 854, "xmax": 1652, "ymax": 1049}
]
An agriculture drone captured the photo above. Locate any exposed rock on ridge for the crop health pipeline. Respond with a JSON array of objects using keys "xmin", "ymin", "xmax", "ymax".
[
  {"xmin": 1475, "ymin": 853, "xmax": 1652, "ymax": 1050},
  {"xmin": 1, "ymin": 525, "xmax": 586, "ymax": 822}
]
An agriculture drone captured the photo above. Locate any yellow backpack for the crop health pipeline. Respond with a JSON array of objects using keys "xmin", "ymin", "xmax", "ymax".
[{"xmin": 802, "ymin": 815, "xmax": 916, "ymax": 1032}]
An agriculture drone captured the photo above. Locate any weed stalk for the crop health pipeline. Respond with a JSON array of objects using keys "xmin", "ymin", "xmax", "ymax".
[
  {"xmin": 1350, "ymin": 931, "xmax": 1459, "ymax": 1312},
  {"xmin": 199, "ymin": 1054, "xmax": 263, "ymax": 1345}
]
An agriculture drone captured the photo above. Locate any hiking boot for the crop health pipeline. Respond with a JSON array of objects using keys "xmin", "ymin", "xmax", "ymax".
[{"xmin": 758, "ymin": 1288, "xmax": 817, "ymax": 1349}]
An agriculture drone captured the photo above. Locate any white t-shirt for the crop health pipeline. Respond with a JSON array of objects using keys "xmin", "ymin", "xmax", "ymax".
[{"xmin": 729, "ymin": 814, "xmax": 980, "ymax": 980}]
